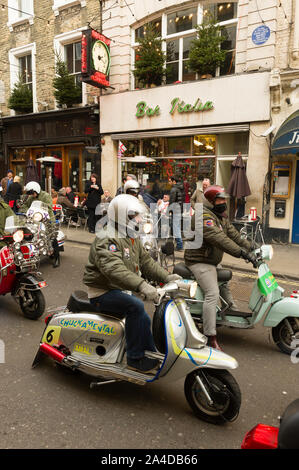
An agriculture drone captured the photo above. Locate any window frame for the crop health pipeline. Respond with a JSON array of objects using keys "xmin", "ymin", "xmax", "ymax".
[
  {"xmin": 52, "ymin": 0, "xmax": 86, "ymax": 17},
  {"xmin": 9, "ymin": 42, "xmax": 36, "ymax": 114},
  {"xmin": 7, "ymin": 0, "xmax": 34, "ymax": 31},
  {"xmin": 131, "ymin": 2, "xmax": 238, "ymax": 89},
  {"xmin": 53, "ymin": 28, "xmax": 87, "ymax": 108}
]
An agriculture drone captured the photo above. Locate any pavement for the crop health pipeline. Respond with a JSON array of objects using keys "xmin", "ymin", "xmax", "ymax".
[{"xmin": 63, "ymin": 225, "xmax": 299, "ymax": 282}]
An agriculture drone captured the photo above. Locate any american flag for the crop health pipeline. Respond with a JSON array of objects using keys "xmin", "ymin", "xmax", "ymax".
[{"xmin": 117, "ymin": 141, "xmax": 127, "ymax": 159}]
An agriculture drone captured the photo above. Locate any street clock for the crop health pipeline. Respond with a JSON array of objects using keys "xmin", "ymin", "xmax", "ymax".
[{"xmin": 81, "ymin": 29, "xmax": 111, "ymax": 89}]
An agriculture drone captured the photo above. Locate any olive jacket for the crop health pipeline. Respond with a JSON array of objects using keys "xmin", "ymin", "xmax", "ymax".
[
  {"xmin": 22, "ymin": 190, "xmax": 55, "ymax": 222},
  {"xmin": 0, "ymin": 201, "xmax": 15, "ymax": 247},
  {"xmin": 83, "ymin": 225, "xmax": 169, "ymax": 297},
  {"xmin": 184, "ymin": 206, "xmax": 252, "ymax": 267}
]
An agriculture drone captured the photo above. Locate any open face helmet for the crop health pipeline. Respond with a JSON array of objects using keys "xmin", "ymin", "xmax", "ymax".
[
  {"xmin": 24, "ymin": 182, "xmax": 41, "ymax": 195},
  {"xmin": 204, "ymin": 185, "xmax": 228, "ymax": 204},
  {"xmin": 107, "ymin": 194, "xmax": 146, "ymax": 237},
  {"xmin": 124, "ymin": 179, "xmax": 140, "ymax": 197}
]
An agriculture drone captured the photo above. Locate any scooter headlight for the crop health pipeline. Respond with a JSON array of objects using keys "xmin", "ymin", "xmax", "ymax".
[
  {"xmin": 13, "ymin": 230, "xmax": 24, "ymax": 243},
  {"xmin": 33, "ymin": 212, "xmax": 43, "ymax": 223},
  {"xmin": 143, "ymin": 222, "xmax": 153, "ymax": 234},
  {"xmin": 261, "ymin": 245, "xmax": 274, "ymax": 260},
  {"xmin": 176, "ymin": 280, "xmax": 198, "ymax": 298}
]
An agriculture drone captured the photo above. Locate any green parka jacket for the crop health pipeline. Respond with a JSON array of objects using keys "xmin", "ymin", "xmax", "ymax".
[
  {"xmin": 0, "ymin": 200, "xmax": 15, "ymax": 248},
  {"xmin": 83, "ymin": 226, "xmax": 169, "ymax": 296},
  {"xmin": 22, "ymin": 190, "xmax": 55, "ymax": 222},
  {"xmin": 184, "ymin": 206, "xmax": 252, "ymax": 267}
]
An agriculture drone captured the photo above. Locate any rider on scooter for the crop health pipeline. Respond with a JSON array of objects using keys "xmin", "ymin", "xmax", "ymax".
[
  {"xmin": 0, "ymin": 200, "xmax": 15, "ymax": 247},
  {"xmin": 23, "ymin": 182, "xmax": 60, "ymax": 268},
  {"xmin": 184, "ymin": 185, "xmax": 257, "ymax": 351},
  {"xmin": 83, "ymin": 194, "xmax": 181, "ymax": 374}
]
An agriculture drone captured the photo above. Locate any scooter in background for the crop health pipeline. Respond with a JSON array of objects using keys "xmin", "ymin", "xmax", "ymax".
[{"xmin": 173, "ymin": 245, "xmax": 299, "ymax": 355}]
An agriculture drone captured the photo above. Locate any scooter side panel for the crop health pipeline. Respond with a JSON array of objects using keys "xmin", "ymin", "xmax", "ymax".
[
  {"xmin": 263, "ymin": 297, "xmax": 299, "ymax": 327},
  {"xmin": 43, "ymin": 312, "xmax": 125, "ymax": 363}
]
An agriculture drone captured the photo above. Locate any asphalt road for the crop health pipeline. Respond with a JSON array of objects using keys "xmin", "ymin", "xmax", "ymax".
[{"xmin": 0, "ymin": 242, "xmax": 298, "ymax": 450}]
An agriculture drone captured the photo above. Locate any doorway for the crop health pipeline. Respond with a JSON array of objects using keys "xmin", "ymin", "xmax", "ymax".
[{"xmin": 292, "ymin": 160, "xmax": 299, "ymax": 243}]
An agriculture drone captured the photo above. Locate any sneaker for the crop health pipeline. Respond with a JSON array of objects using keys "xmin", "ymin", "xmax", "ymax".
[{"xmin": 127, "ymin": 357, "xmax": 160, "ymax": 374}]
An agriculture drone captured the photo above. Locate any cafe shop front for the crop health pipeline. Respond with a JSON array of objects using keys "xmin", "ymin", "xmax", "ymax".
[
  {"xmin": 0, "ymin": 105, "xmax": 101, "ymax": 196},
  {"xmin": 100, "ymin": 71, "xmax": 271, "ymax": 216}
]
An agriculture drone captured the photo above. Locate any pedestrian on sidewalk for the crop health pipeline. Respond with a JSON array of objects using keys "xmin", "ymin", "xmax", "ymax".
[
  {"xmin": 1, "ymin": 169, "xmax": 14, "ymax": 200},
  {"xmin": 6, "ymin": 175, "xmax": 23, "ymax": 212},
  {"xmin": 84, "ymin": 174, "xmax": 103, "ymax": 233}
]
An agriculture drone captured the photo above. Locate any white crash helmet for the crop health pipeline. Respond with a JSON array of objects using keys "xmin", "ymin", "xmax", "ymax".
[
  {"xmin": 124, "ymin": 179, "xmax": 140, "ymax": 195},
  {"xmin": 107, "ymin": 194, "xmax": 145, "ymax": 237},
  {"xmin": 25, "ymin": 181, "xmax": 41, "ymax": 194}
]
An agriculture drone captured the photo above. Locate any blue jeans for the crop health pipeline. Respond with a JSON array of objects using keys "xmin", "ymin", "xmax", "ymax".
[{"xmin": 90, "ymin": 290, "xmax": 156, "ymax": 360}]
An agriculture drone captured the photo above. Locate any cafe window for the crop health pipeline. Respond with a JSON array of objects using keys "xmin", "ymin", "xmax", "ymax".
[
  {"xmin": 121, "ymin": 140, "xmax": 140, "ymax": 159},
  {"xmin": 142, "ymin": 138, "xmax": 163, "ymax": 158},
  {"xmin": 166, "ymin": 137, "xmax": 191, "ymax": 156},
  {"xmin": 193, "ymin": 135, "xmax": 216, "ymax": 156},
  {"xmin": 217, "ymin": 132, "xmax": 249, "ymax": 155},
  {"xmin": 135, "ymin": 18, "xmax": 162, "ymax": 41},
  {"xmin": 167, "ymin": 7, "xmax": 197, "ymax": 35}
]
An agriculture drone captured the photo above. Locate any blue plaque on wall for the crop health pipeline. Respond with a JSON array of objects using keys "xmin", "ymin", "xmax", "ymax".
[{"xmin": 252, "ymin": 25, "xmax": 271, "ymax": 45}]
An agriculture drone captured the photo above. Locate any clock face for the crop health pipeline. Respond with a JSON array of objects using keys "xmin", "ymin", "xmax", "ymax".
[{"xmin": 92, "ymin": 40, "xmax": 110, "ymax": 75}]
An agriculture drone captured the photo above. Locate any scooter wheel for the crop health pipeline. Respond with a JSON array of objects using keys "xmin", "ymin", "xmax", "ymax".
[
  {"xmin": 19, "ymin": 290, "xmax": 45, "ymax": 320},
  {"xmin": 272, "ymin": 317, "xmax": 299, "ymax": 355},
  {"xmin": 184, "ymin": 369, "xmax": 241, "ymax": 425}
]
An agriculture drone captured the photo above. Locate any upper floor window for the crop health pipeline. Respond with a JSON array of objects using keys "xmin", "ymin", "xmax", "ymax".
[
  {"xmin": 52, "ymin": 0, "xmax": 87, "ymax": 16},
  {"xmin": 65, "ymin": 41, "xmax": 82, "ymax": 89},
  {"xmin": 19, "ymin": 54, "xmax": 32, "ymax": 91},
  {"xmin": 7, "ymin": 0, "xmax": 34, "ymax": 30},
  {"xmin": 132, "ymin": 2, "xmax": 238, "ymax": 88}
]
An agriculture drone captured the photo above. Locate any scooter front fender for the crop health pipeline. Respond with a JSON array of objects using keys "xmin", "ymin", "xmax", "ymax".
[
  {"xmin": 161, "ymin": 345, "xmax": 238, "ymax": 384},
  {"xmin": 264, "ymin": 297, "xmax": 299, "ymax": 327}
]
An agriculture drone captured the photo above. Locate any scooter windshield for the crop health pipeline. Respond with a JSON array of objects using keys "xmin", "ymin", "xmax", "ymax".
[
  {"xmin": 27, "ymin": 200, "xmax": 50, "ymax": 219},
  {"xmin": 4, "ymin": 215, "xmax": 27, "ymax": 234}
]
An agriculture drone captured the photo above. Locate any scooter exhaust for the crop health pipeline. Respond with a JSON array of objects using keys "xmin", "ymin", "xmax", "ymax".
[{"xmin": 39, "ymin": 343, "xmax": 66, "ymax": 363}]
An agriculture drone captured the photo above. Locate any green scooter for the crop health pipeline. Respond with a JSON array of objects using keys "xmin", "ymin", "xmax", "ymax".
[{"xmin": 173, "ymin": 245, "xmax": 299, "ymax": 355}]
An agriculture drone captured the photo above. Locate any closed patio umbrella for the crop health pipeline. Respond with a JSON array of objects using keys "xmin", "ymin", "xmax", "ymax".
[
  {"xmin": 227, "ymin": 152, "xmax": 251, "ymax": 219},
  {"xmin": 25, "ymin": 158, "xmax": 39, "ymax": 185}
]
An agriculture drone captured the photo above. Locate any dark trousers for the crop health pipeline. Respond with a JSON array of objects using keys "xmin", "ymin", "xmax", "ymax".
[
  {"xmin": 87, "ymin": 207, "xmax": 97, "ymax": 233},
  {"xmin": 90, "ymin": 290, "xmax": 156, "ymax": 360}
]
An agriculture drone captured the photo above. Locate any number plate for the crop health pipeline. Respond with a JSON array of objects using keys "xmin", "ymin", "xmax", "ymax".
[{"xmin": 42, "ymin": 326, "xmax": 61, "ymax": 345}]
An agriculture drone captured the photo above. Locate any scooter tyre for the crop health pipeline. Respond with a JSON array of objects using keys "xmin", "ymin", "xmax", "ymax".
[
  {"xmin": 184, "ymin": 369, "xmax": 241, "ymax": 425},
  {"xmin": 272, "ymin": 317, "xmax": 299, "ymax": 355},
  {"xmin": 19, "ymin": 290, "xmax": 45, "ymax": 320}
]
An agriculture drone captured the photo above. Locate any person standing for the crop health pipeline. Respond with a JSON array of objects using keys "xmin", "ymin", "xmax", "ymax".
[
  {"xmin": 169, "ymin": 175, "xmax": 184, "ymax": 251},
  {"xmin": 6, "ymin": 176, "xmax": 23, "ymax": 212},
  {"xmin": 1, "ymin": 170, "xmax": 14, "ymax": 200},
  {"xmin": 190, "ymin": 177, "xmax": 211, "ymax": 209},
  {"xmin": 84, "ymin": 174, "xmax": 103, "ymax": 233}
]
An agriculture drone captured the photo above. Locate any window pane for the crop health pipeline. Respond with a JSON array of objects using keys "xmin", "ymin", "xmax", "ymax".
[
  {"xmin": 166, "ymin": 137, "xmax": 191, "ymax": 156},
  {"xmin": 65, "ymin": 44, "xmax": 73, "ymax": 73},
  {"xmin": 167, "ymin": 7, "xmax": 197, "ymax": 35},
  {"xmin": 166, "ymin": 62, "xmax": 179, "ymax": 84},
  {"xmin": 204, "ymin": 3, "xmax": 238, "ymax": 22},
  {"xmin": 68, "ymin": 149, "xmax": 80, "ymax": 192},
  {"xmin": 143, "ymin": 138, "xmax": 163, "ymax": 158},
  {"xmin": 27, "ymin": 54, "xmax": 32, "ymax": 82},
  {"xmin": 217, "ymin": 133, "xmax": 249, "ymax": 155},
  {"xmin": 135, "ymin": 18, "xmax": 162, "ymax": 41},
  {"xmin": 221, "ymin": 25, "xmax": 236, "ymax": 51},
  {"xmin": 183, "ymin": 60, "xmax": 196, "ymax": 81},
  {"xmin": 166, "ymin": 40, "xmax": 179, "ymax": 62},
  {"xmin": 183, "ymin": 35, "xmax": 196, "ymax": 59},
  {"xmin": 220, "ymin": 50, "xmax": 235, "ymax": 75},
  {"xmin": 193, "ymin": 135, "xmax": 216, "ymax": 155},
  {"xmin": 74, "ymin": 42, "xmax": 82, "ymax": 73}
]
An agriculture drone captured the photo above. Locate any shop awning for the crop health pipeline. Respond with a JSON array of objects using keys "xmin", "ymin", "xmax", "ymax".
[
  {"xmin": 111, "ymin": 124, "xmax": 250, "ymax": 140},
  {"xmin": 272, "ymin": 110, "xmax": 299, "ymax": 156}
]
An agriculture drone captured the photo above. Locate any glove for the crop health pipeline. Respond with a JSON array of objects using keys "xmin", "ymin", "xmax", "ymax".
[
  {"xmin": 138, "ymin": 281, "xmax": 159, "ymax": 303},
  {"xmin": 165, "ymin": 274, "xmax": 183, "ymax": 282},
  {"xmin": 240, "ymin": 249, "xmax": 258, "ymax": 267}
]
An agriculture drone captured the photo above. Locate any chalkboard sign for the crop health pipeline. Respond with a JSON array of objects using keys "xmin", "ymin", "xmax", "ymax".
[{"xmin": 252, "ymin": 25, "xmax": 271, "ymax": 46}]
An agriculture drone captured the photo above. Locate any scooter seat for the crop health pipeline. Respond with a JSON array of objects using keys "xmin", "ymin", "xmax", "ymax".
[
  {"xmin": 67, "ymin": 290, "xmax": 125, "ymax": 319},
  {"xmin": 173, "ymin": 263, "xmax": 232, "ymax": 282}
]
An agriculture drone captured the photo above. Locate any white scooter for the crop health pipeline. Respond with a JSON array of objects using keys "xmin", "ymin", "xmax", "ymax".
[{"xmin": 32, "ymin": 280, "xmax": 241, "ymax": 424}]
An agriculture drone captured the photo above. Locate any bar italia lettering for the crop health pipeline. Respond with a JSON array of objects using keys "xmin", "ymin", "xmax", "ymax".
[{"xmin": 135, "ymin": 97, "xmax": 214, "ymax": 118}]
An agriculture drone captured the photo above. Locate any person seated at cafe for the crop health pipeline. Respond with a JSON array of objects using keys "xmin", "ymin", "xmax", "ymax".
[{"xmin": 57, "ymin": 188, "xmax": 79, "ymax": 227}]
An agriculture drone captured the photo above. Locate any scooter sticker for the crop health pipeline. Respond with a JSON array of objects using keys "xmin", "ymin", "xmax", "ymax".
[
  {"xmin": 258, "ymin": 271, "xmax": 278, "ymax": 296},
  {"xmin": 42, "ymin": 326, "xmax": 61, "ymax": 345},
  {"xmin": 73, "ymin": 343, "xmax": 93, "ymax": 355}
]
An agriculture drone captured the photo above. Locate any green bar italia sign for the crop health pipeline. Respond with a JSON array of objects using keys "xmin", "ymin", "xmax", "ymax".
[
  {"xmin": 135, "ymin": 97, "xmax": 214, "ymax": 118},
  {"xmin": 258, "ymin": 271, "xmax": 279, "ymax": 296}
]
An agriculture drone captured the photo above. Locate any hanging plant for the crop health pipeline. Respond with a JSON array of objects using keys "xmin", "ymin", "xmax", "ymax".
[
  {"xmin": 8, "ymin": 75, "xmax": 33, "ymax": 114},
  {"xmin": 133, "ymin": 23, "xmax": 167, "ymax": 88},
  {"xmin": 188, "ymin": 13, "xmax": 227, "ymax": 78},
  {"xmin": 53, "ymin": 56, "xmax": 82, "ymax": 108}
]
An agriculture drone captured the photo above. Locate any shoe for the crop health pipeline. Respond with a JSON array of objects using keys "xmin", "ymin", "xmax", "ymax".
[
  {"xmin": 127, "ymin": 357, "xmax": 160, "ymax": 374},
  {"xmin": 53, "ymin": 257, "xmax": 60, "ymax": 268},
  {"xmin": 206, "ymin": 335, "xmax": 223, "ymax": 351}
]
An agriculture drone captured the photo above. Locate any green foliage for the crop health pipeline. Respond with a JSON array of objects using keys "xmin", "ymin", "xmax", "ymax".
[
  {"xmin": 8, "ymin": 77, "xmax": 33, "ymax": 114},
  {"xmin": 133, "ymin": 24, "xmax": 167, "ymax": 87},
  {"xmin": 189, "ymin": 14, "xmax": 227, "ymax": 77},
  {"xmin": 53, "ymin": 57, "xmax": 82, "ymax": 107}
]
